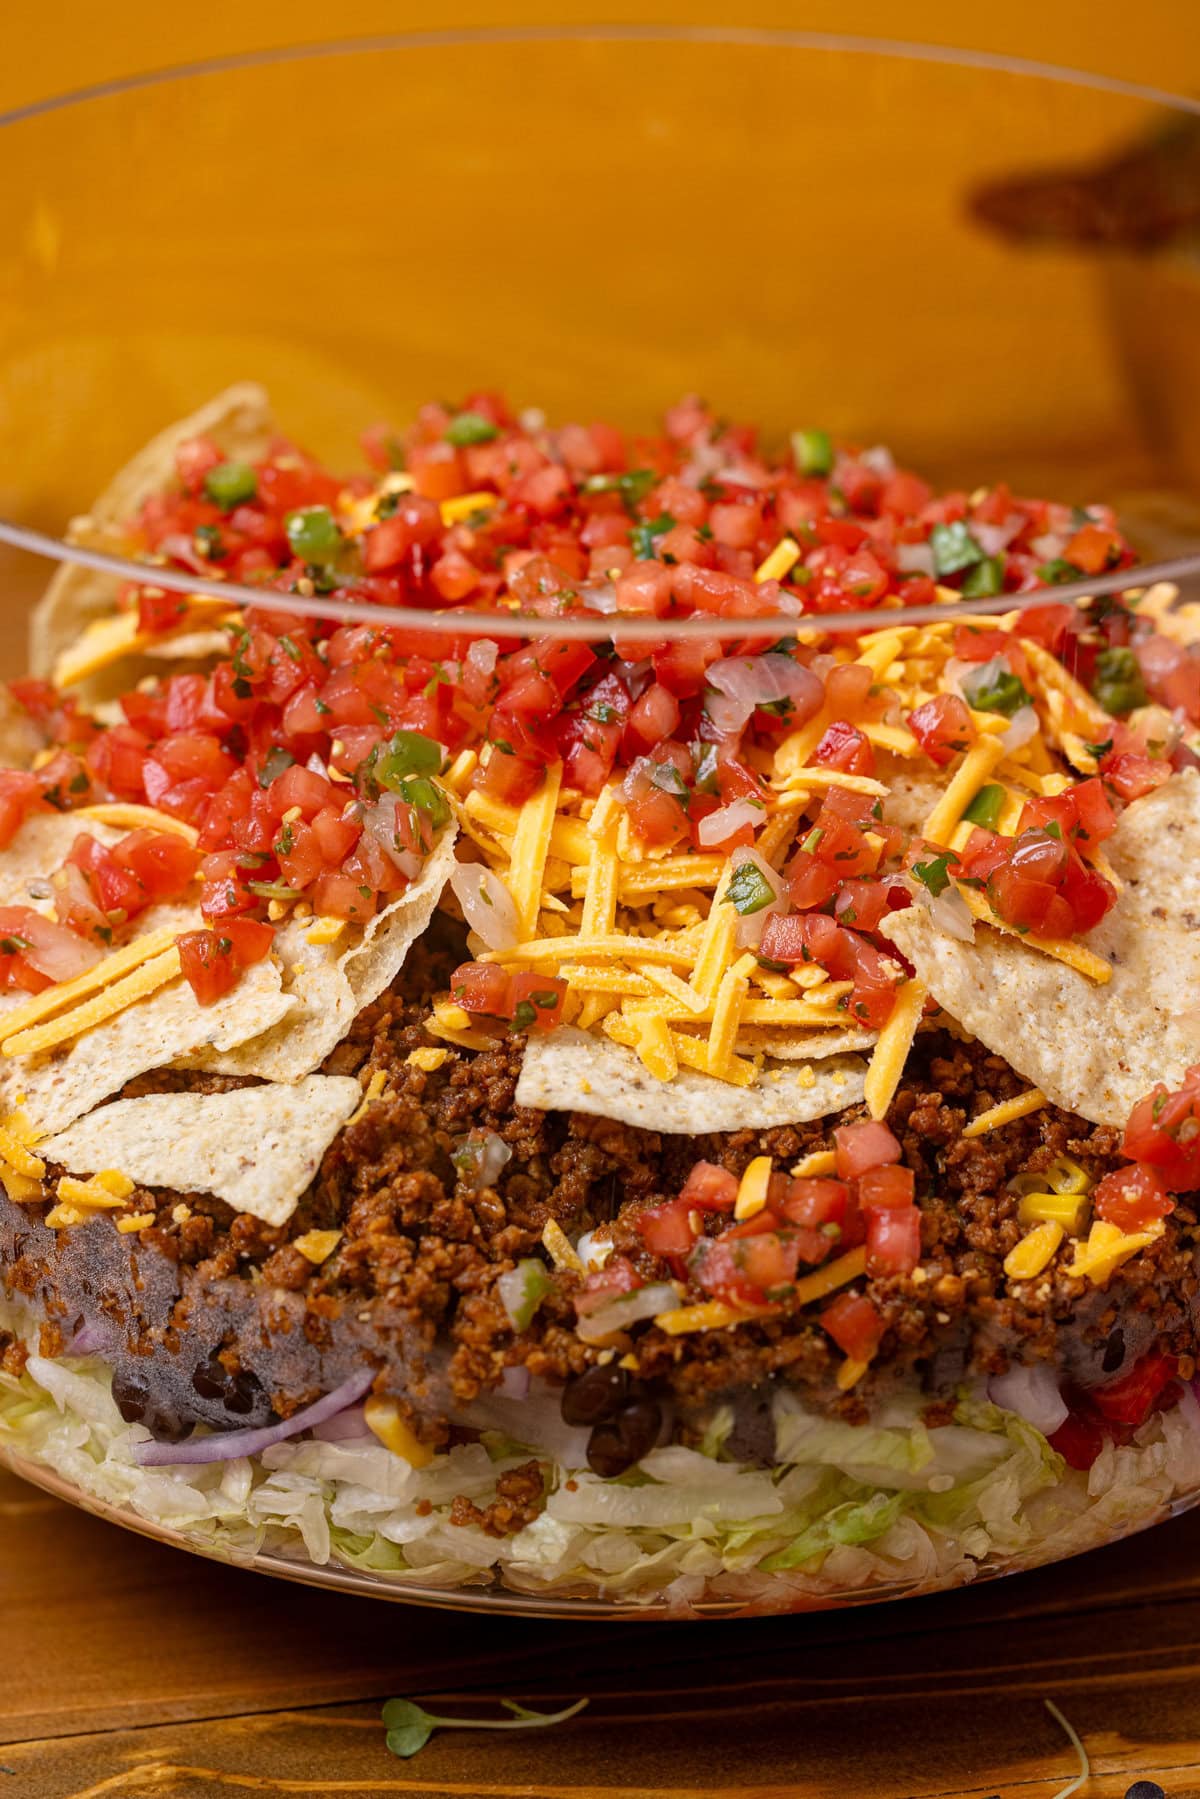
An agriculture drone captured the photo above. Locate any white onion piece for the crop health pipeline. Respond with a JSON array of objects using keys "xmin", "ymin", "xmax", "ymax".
[
  {"xmin": 705, "ymin": 654, "xmax": 824, "ymax": 736},
  {"xmin": 1000, "ymin": 704, "xmax": 1039, "ymax": 752},
  {"xmin": 465, "ymin": 637, "xmax": 499, "ymax": 676},
  {"xmin": 902, "ymin": 874, "xmax": 975, "ymax": 943},
  {"xmin": 575, "ymin": 1283, "xmax": 681, "ymax": 1345},
  {"xmin": 359, "ymin": 800, "xmax": 422, "ymax": 879},
  {"xmin": 305, "ymin": 751, "xmax": 330, "ymax": 778},
  {"xmin": 987, "ymin": 1364, "xmax": 1068, "ymax": 1436},
  {"xmin": 19, "ymin": 910, "xmax": 104, "ymax": 982},
  {"xmin": 940, "ymin": 656, "xmax": 974, "ymax": 700},
  {"xmin": 449, "ymin": 861, "xmax": 519, "ymax": 951},
  {"xmin": 697, "ymin": 798, "xmax": 765, "ymax": 848},
  {"xmin": 896, "ymin": 542, "xmax": 935, "ymax": 576},
  {"xmin": 580, "ymin": 580, "xmax": 619, "ymax": 614},
  {"xmin": 575, "ymin": 1229, "xmax": 614, "ymax": 1272},
  {"xmin": 728, "ymin": 848, "xmax": 786, "ymax": 949},
  {"xmin": 1030, "ymin": 532, "xmax": 1067, "ymax": 562},
  {"xmin": 453, "ymin": 1130, "xmax": 513, "ymax": 1191},
  {"xmin": 499, "ymin": 1365, "xmax": 532, "ymax": 1401},
  {"xmin": 860, "ymin": 444, "xmax": 896, "ymax": 478},
  {"xmin": 518, "ymin": 407, "xmax": 546, "ymax": 432},
  {"xmin": 974, "ymin": 515, "xmax": 1024, "ymax": 557}
]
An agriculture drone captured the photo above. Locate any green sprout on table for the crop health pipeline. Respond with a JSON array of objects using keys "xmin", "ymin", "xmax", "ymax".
[{"xmin": 382, "ymin": 1695, "xmax": 589, "ymax": 1759}]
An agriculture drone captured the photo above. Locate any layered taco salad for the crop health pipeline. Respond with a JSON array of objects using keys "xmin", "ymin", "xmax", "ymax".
[{"xmin": 3, "ymin": 384, "xmax": 1200, "ymax": 1614}]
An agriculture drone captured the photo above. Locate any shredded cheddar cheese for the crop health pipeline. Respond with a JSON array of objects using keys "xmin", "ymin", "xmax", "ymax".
[
  {"xmin": 0, "ymin": 927, "xmax": 181, "ymax": 1045},
  {"xmin": 962, "ymin": 1088, "xmax": 1047, "ymax": 1138},
  {"xmin": 1, "ymin": 947, "xmax": 184, "ymax": 1058},
  {"xmin": 863, "ymin": 978, "xmax": 926, "ymax": 1120}
]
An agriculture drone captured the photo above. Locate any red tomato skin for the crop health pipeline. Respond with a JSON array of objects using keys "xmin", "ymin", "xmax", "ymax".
[
  {"xmin": 1093, "ymin": 1163, "xmax": 1176, "ymax": 1230},
  {"xmin": 821, "ymin": 1291, "xmax": 885, "ymax": 1361},
  {"xmin": 1048, "ymin": 1410, "xmax": 1105, "ymax": 1471},
  {"xmin": 636, "ymin": 1197, "xmax": 697, "ymax": 1259},
  {"xmin": 907, "ymin": 694, "xmax": 976, "ymax": 767},
  {"xmin": 834, "ymin": 1120, "xmax": 902, "ymax": 1180},
  {"xmin": 679, "ymin": 1162, "xmax": 739, "ymax": 1212},
  {"xmin": 866, "ymin": 1206, "xmax": 921, "ymax": 1275},
  {"xmin": 1089, "ymin": 1352, "xmax": 1179, "ymax": 1427},
  {"xmin": 777, "ymin": 1178, "xmax": 849, "ymax": 1229},
  {"xmin": 858, "ymin": 1164, "xmax": 915, "ymax": 1210}
]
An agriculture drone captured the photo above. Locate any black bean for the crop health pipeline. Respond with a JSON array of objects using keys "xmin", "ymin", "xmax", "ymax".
[
  {"xmin": 1124, "ymin": 1783, "xmax": 1165, "ymax": 1799},
  {"xmin": 1102, "ymin": 1327, "xmax": 1126, "ymax": 1374},
  {"xmin": 225, "ymin": 1369, "xmax": 263, "ymax": 1416},
  {"xmin": 561, "ymin": 1363, "xmax": 628, "ymax": 1427},
  {"xmin": 191, "ymin": 1353, "xmax": 228, "ymax": 1401},
  {"xmin": 111, "ymin": 1367, "xmax": 189, "ymax": 1441},
  {"xmin": 586, "ymin": 1399, "xmax": 663, "ymax": 1477}
]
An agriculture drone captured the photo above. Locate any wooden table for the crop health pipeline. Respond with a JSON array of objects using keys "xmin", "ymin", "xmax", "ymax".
[{"xmin": 3, "ymin": 1460, "xmax": 1199, "ymax": 1799}]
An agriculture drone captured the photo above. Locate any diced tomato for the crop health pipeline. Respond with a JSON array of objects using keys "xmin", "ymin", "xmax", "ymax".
[
  {"xmin": 636, "ymin": 1197, "xmax": 697, "ymax": 1259},
  {"xmin": 450, "ymin": 960, "xmax": 512, "ymax": 1018},
  {"xmin": 777, "ymin": 1178, "xmax": 849, "ymax": 1229},
  {"xmin": 821, "ymin": 1291, "xmax": 885, "ymax": 1361},
  {"xmin": 626, "ymin": 787, "xmax": 689, "ymax": 849},
  {"xmin": 0, "ymin": 771, "xmax": 44, "ymax": 848},
  {"xmin": 474, "ymin": 748, "xmax": 546, "ymax": 806},
  {"xmin": 907, "ymin": 694, "xmax": 975, "ymax": 768},
  {"xmin": 178, "ymin": 917, "xmax": 274, "ymax": 1005},
  {"xmin": 1122, "ymin": 1068, "xmax": 1200, "ymax": 1191},
  {"xmin": 1088, "ymin": 1351, "xmax": 1179, "ymax": 1427},
  {"xmin": 679, "ymin": 1161, "xmax": 739, "ymax": 1212},
  {"xmin": 813, "ymin": 720, "xmax": 875, "ymax": 777},
  {"xmin": 834, "ymin": 1120, "xmax": 902, "ymax": 1180},
  {"xmin": 866, "ymin": 1205, "xmax": 921, "ymax": 1275},
  {"xmin": 508, "ymin": 971, "xmax": 567, "ymax": 1031},
  {"xmin": 1102, "ymin": 752, "xmax": 1172, "ymax": 803},
  {"xmin": 858, "ymin": 1164, "xmax": 915, "ymax": 1210},
  {"xmin": 1048, "ymin": 1409, "xmax": 1105, "ymax": 1471}
]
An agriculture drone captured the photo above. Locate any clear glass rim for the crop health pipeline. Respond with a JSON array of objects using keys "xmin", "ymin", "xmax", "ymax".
[{"xmin": 4, "ymin": 22, "xmax": 1199, "ymax": 642}]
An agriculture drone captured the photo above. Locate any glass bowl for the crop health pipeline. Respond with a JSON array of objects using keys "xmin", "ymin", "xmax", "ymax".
[{"xmin": 2, "ymin": 30, "xmax": 1200, "ymax": 1619}]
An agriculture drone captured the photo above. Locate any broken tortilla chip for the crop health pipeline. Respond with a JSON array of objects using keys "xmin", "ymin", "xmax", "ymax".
[
  {"xmin": 880, "ymin": 770, "xmax": 1200, "ymax": 1126},
  {"xmin": 31, "ymin": 382, "xmax": 274, "ymax": 689},
  {"xmin": 41, "ymin": 1073, "xmax": 361, "ymax": 1228},
  {"xmin": 516, "ymin": 1025, "xmax": 867, "ymax": 1132},
  {"xmin": 182, "ymin": 823, "xmax": 459, "ymax": 1081}
]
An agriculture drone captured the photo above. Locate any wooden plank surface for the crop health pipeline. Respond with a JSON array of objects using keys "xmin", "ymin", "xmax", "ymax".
[{"xmin": 4, "ymin": 1462, "xmax": 1200, "ymax": 1797}]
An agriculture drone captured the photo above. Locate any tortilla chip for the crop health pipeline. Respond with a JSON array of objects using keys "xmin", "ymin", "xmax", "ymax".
[
  {"xmin": 880, "ymin": 770, "xmax": 1200, "ymax": 1125},
  {"xmin": 31, "ymin": 382, "xmax": 274, "ymax": 684},
  {"xmin": 183, "ymin": 824, "xmax": 460, "ymax": 1081},
  {"xmin": 0, "ymin": 813, "xmax": 292, "ymax": 1134},
  {"xmin": 41, "ymin": 1073, "xmax": 361, "ymax": 1227},
  {"xmin": 877, "ymin": 752, "xmax": 946, "ymax": 838},
  {"xmin": 735, "ymin": 1026, "xmax": 878, "ymax": 1060},
  {"xmin": 516, "ymin": 1026, "xmax": 867, "ymax": 1132}
]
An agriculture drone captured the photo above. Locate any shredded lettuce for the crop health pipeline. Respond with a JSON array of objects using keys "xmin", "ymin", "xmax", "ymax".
[{"xmin": 2, "ymin": 1298, "xmax": 1197, "ymax": 1610}]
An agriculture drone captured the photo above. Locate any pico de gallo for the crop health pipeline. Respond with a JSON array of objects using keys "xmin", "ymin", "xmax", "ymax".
[{"xmin": 11, "ymin": 391, "xmax": 1199, "ymax": 1032}]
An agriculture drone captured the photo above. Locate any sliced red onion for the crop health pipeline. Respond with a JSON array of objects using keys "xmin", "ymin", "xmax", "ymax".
[
  {"xmin": 359, "ymin": 800, "xmax": 423, "ymax": 880},
  {"xmin": 896, "ymin": 542, "xmax": 936, "ymax": 577},
  {"xmin": 1000, "ymin": 705, "xmax": 1039, "ymax": 752},
  {"xmin": 131, "ymin": 1366, "xmax": 376, "ymax": 1466},
  {"xmin": 66, "ymin": 1321, "xmax": 112, "ymax": 1355},
  {"xmin": 449, "ymin": 861, "xmax": 519, "ymax": 951},
  {"xmin": 465, "ymin": 637, "xmax": 499, "ymax": 676},
  {"xmin": 730, "ymin": 848, "xmax": 786, "ymax": 949},
  {"xmin": 988, "ymin": 1363, "xmax": 1068, "ymax": 1436},
  {"xmin": 696, "ymin": 798, "xmax": 765, "ymax": 848},
  {"xmin": 705, "ymin": 654, "xmax": 823, "ymax": 736},
  {"xmin": 575, "ymin": 1282, "xmax": 681, "ymax": 1345},
  {"xmin": 311, "ymin": 1403, "xmax": 372, "ymax": 1443}
]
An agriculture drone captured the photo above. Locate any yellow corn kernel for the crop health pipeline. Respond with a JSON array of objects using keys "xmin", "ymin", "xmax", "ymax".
[
  {"xmin": 364, "ymin": 1396, "xmax": 434, "ymax": 1467},
  {"xmin": 1003, "ymin": 1221, "xmax": 1065, "ymax": 1281},
  {"xmin": 1043, "ymin": 1155, "xmax": 1092, "ymax": 1196},
  {"xmin": 734, "ymin": 1155, "xmax": 773, "ymax": 1221},
  {"xmin": 1018, "ymin": 1191, "xmax": 1090, "ymax": 1237},
  {"xmin": 292, "ymin": 1228, "xmax": 343, "ymax": 1265}
]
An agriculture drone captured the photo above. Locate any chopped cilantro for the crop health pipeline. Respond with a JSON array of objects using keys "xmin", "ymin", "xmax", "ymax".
[
  {"xmin": 725, "ymin": 862, "xmax": 776, "ymax": 916},
  {"xmin": 382, "ymin": 1696, "xmax": 589, "ymax": 1761},
  {"xmin": 1038, "ymin": 557, "xmax": 1083, "ymax": 585},
  {"xmin": 630, "ymin": 513, "xmax": 676, "ymax": 560},
  {"xmin": 1083, "ymin": 737, "xmax": 1113, "ymax": 761},
  {"xmin": 962, "ymin": 662, "xmax": 1030, "ymax": 718},
  {"xmin": 929, "ymin": 521, "xmax": 986, "ymax": 577},
  {"xmin": 911, "ymin": 852, "xmax": 959, "ymax": 898}
]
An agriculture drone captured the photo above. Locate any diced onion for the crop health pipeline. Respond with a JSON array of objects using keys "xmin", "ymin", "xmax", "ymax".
[
  {"xmin": 1000, "ymin": 705, "xmax": 1039, "ymax": 752},
  {"xmin": 359, "ymin": 800, "xmax": 422, "ymax": 879},
  {"xmin": 901, "ymin": 874, "xmax": 975, "ymax": 944},
  {"xmin": 305, "ymin": 751, "xmax": 330, "ymax": 778},
  {"xmin": 575, "ymin": 1282, "xmax": 681, "ymax": 1345},
  {"xmin": 988, "ymin": 1364, "xmax": 1068, "ymax": 1436},
  {"xmin": 730, "ymin": 848, "xmax": 787, "ymax": 948},
  {"xmin": 449, "ymin": 860, "xmax": 520, "ymax": 950},
  {"xmin": 896, "ymin": 543, "xmax": 935, "ymax": 576},
  {"xmin": 1031, "ymin": 532, "xmax": 1067, "ymax": 562},
  {"xmin": 580, "ymin": 580, "xmax": 619, "ymax": 615},
  {"xmin": 465, "ymin": 637, "xmax": 499, "ymax": 676},
  {"xmin": 453, "ymin": 1129, "xmax": 513, "ymax": 1191},
  {"xmin": 705, "ymin": 654, "xmax": 823, "ymax": 736},
  {"xmin": 860, "ymin": 445, "xmax": 896, "ymax": 478},
  {"xmin": 19, "ymin": 910, "xmax": 104, "ymax": 983},
  {"xmin": 697, "ymin": 798, "xmax": 765, "ymax": 848},
  {"xmin": 975, "ymin": 516, "xmax": 1023, "ymax": 557}
]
